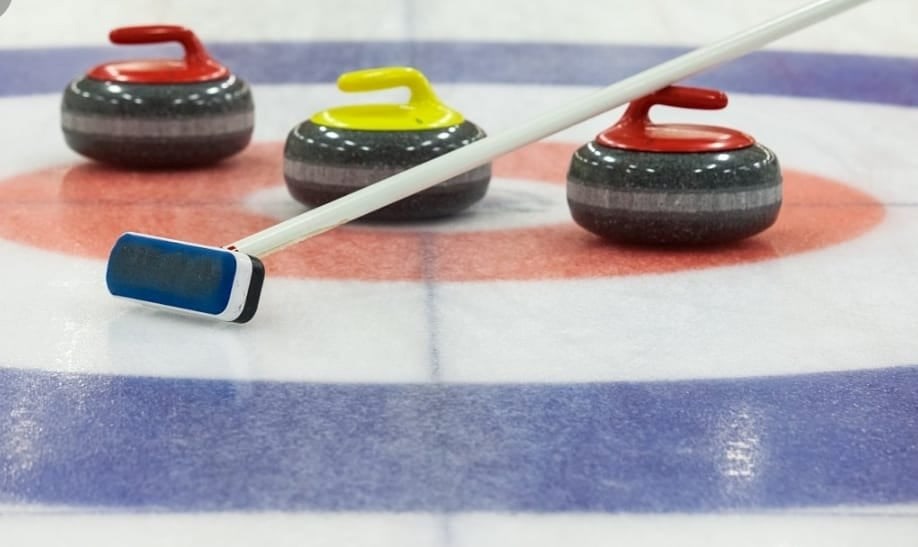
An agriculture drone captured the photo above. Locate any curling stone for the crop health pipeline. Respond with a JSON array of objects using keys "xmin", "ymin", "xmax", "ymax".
[
  {"xmin": 284, "ymin": 66, "xmax": 490, "ymax": 220},
  {"xmin": 567, "ymin": 86, "xmax": 782, "ymax": 245},
  {"xmin": 61, "ymin": 25, "xmax": 254, "ymax": 168}
]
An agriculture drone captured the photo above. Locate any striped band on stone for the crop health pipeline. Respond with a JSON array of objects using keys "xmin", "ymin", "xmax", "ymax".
[
  {"xmin": 567, "ymin": 182, "xmax": 782, "ymax": 213},
  {"xmin": 61, "ymin": 110, "xmax": 255, "ymax": 138},
  {"xmin": 284, "ymin": 160, "xmax": 492, "ymax": 189}
]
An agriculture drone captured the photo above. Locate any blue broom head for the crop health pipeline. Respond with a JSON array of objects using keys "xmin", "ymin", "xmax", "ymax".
[{"xmin": 106, "ymin": 232, "xmax": 264, "ymax": 323}]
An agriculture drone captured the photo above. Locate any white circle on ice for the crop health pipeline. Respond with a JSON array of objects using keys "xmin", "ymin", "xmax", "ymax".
[{"xmin": 0, "ymin": 88, "xmax": 915, "ymax": 384}]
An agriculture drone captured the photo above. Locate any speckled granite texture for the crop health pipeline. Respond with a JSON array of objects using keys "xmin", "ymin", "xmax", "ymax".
[
  {"xmin": 284, "ymin": 120, "xmax": 490, "ymax": 220},
  {"xmin": 61, "ymin": 75, "xmax": 254, "ymax": 168},
  {"xmin": 567, "ymin": 141, "xmax": 782, "ymax": 244}
]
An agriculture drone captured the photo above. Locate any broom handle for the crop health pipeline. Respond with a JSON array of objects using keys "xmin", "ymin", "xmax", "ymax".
[{"xmin": 230, "ymin": 0, "xmax": 870, "ymax": 258}]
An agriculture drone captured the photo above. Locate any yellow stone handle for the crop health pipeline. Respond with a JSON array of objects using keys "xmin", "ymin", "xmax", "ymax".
[
  {"xmin": 337, "ymin": 66, "xmax": 439, "ymax": 107},
  {"xmin": 312, "ymin": 66, "xmax": 464, "ymax": 130}
]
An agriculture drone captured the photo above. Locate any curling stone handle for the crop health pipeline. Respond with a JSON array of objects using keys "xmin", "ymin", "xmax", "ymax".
[
  {"xmin": 646, "ymin": 86, "xmax": 728, "ymax": 110},
  {"xmin": 109, "ymin": 25, "xmax": 212, "ymax": 65},
  {"xmin": 620, "ymin": 86, "xmax": 728, "ymax": 126},
  {"xmin": 337, "ymin": 67, "xmax": 439, "ymax": 106}
]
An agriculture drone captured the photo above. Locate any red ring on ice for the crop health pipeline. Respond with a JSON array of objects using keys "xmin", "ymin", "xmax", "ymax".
[{"xmin": 0, "ymin": 141, "xmax": 885, "ymax": 281}]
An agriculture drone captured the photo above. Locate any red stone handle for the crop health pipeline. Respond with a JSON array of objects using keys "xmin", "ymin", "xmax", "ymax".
[
  {"xmin": 618, "ymin": 86, "xmax": 727, "ymax": 127},
  {"xmin": 109, "ymin": 25, "xmax": 212, "ymax": 65},
  {"xmin": 596, "ymin": 85, "xmax": 753, "ymax": 152}
]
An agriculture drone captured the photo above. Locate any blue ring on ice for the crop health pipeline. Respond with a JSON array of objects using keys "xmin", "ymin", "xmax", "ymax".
[
  {"xmin": 0, "ymin": 42, "xmax": 915, "ymax": 512},
  {"xmin": 0, "ymin": 42, "xmax": 914, "ymax": 106},
  {"xmin": 0, "ymin": 365, "xmax": 915, "ymax": 511}
]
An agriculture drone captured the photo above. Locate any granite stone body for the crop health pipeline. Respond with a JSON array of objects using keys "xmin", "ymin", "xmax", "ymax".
[
  {"xmin": 61, "ymin": 75, "xmax": 254, "ymax": 168},
  {"xmin": 567, "ymin": 141, "xmax": 782, "ymax": 245},
  {"xmin": 284, "ymin": 120, "xmax": 491, "ymax": 220}
]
